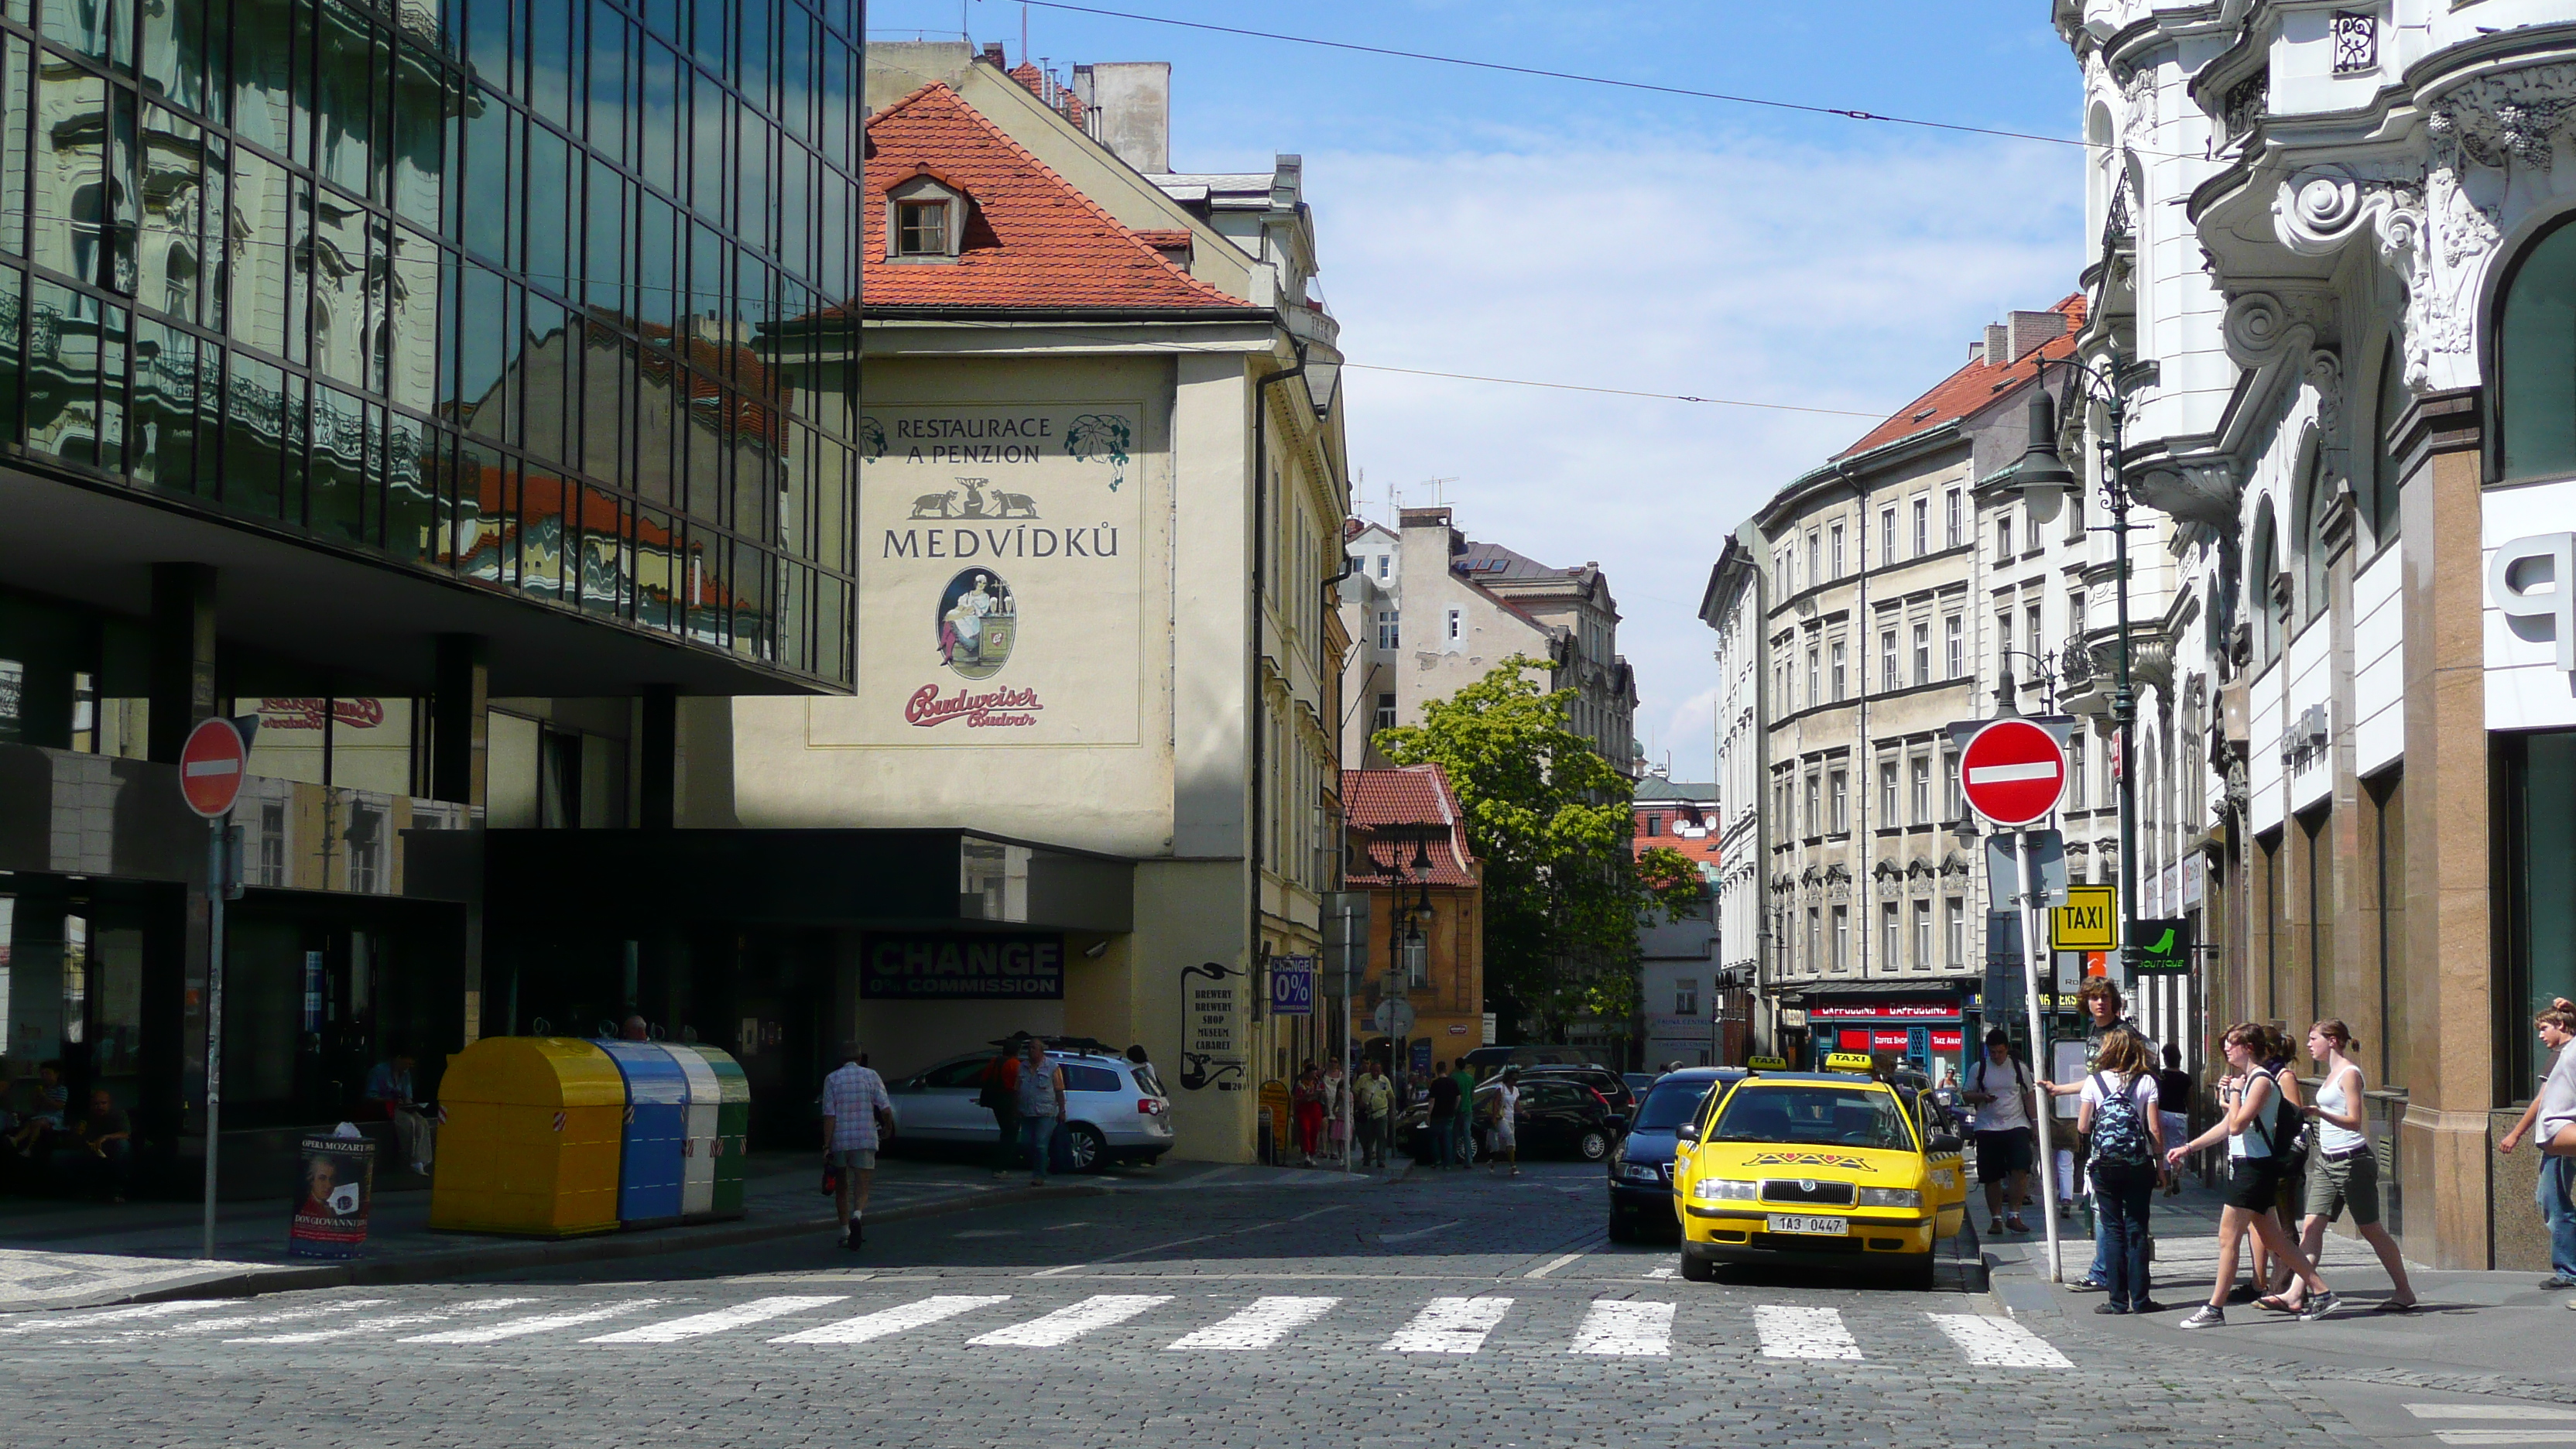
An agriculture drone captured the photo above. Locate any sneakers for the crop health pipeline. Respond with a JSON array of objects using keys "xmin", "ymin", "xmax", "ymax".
[
  {"xmin": 2091, "ymin": 1303, "xmax": 2129, "ymax": 1316},
  {"xmin": 844, "ymin": 1216, "xmax": 864, "ymax": 1252},
  {"xmin": 2298, "ymin": 1290, "xmax": 2339, "ymax": 1321},
  {"xmin": 2540, "ymin": 1276, "xmax": 2576, "ymax": 1290},
  {"xmin": 2005, "ymin": 1215, "xmax": 2029, "ymax": 1234},
  {"xmin": 2178, "ymin": 1304, "xmax": 2225, "ymax": 1330},
  {"xmin": 2068, "ymin": 1277, "xmax": 2108, "ymax": 1293},
  {"xmin": 2131, "ymin": 1300, "xmax": 2167, "ymax": 1315}
]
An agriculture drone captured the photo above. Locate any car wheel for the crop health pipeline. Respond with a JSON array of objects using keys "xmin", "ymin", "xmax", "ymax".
[
  {"xmin": 1576, "ymin": 1129, "xmax": 1611, "ymax": 1162},
  {"xmin": 1902, "ymin": 1257, "xmax": 1938, "ymax": 1292},
  {"xmin": 1606, "ymin": 1213, "xmax": 1636, "ymax": 1243},
  {"xmin": 1680, "ymin": 1251, "xmax": 1718, "ymax": 1283},
  {"xmin": 1064, "ymin": 1122, "xmax": 1107, "ymax": 1173}
]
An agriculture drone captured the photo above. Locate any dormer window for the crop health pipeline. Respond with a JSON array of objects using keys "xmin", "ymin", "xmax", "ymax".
[
  {"xmin": 897, "ymin": 200, "xmax": 947, "ymax": 255},
  {"xmin": 884, "ymin": 169, "xmax": 969, "ymax": 262}
]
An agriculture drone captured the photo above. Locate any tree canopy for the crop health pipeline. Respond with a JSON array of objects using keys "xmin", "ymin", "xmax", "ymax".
[{"xmin": 1372, "ymin": 656, "xmax": 1704, "ymax": 1040}]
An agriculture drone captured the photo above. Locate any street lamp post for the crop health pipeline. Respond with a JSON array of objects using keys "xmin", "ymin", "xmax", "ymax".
[{"xmin": 1990, "ymin": 357, "xmax": 2157, "ymax": 982}]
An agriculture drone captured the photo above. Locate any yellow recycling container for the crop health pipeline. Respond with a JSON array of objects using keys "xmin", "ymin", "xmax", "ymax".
[{"xmin": 430, "ymin": 1036, "xmax": 626, "ymax": 1237}]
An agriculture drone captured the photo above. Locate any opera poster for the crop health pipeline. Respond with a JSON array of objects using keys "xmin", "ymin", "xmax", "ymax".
[{"xmin": 820, "ymin": 404, "xmax": 1145, "ymax": 746}]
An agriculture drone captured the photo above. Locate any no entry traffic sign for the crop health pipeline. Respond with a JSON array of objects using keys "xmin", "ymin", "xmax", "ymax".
[
  {"xmin": 1959, "ymin": 718, "xmax": 2067, "ymax": 827},
  {"xmin": 179, "ymin": 716, "xmax": 248, "ymax": 818}
]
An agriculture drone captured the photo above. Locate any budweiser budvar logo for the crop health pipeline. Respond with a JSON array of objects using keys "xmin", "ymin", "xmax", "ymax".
[{"xmin": 906, "ymin": 683, "xmax": 1043, "ymax": 728}]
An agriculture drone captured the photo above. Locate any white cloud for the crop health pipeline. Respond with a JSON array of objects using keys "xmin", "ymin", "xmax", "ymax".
[{"xmin": 1307, "ymin": 132, "xmax": 2081, "ymax": 779}]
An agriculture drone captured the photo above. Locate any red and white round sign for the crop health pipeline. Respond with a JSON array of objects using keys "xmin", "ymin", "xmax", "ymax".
[
  {"xmin": 178, "ymin": 717, "xmax": 247, "ymax": 819},
  {"xmin": 1958, "ymin": 718, "xmax": 2067, "ymax": 827}
]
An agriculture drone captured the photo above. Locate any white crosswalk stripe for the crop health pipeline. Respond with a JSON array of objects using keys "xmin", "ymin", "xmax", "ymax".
[
  {"xmin": 584, "ymin": 1296, "xmax": 849, "ymax": 1345},
  {"xmin": 1925, "ymin": 1312, "xmax": 2071, "ymax": 1368},
  {"xmin": 1379, "ymin": 1297, "xmax": 1512, "ymax": 1354},
  {"xmin": 1569, "ymin": 1300, "xmax": 1673, "ymax": 1356},
  {"xmin": 139, "ymin": 1300, "xmax": 391, "ymax": 1340},
  {"xmin": 235, "ymin": 1298, "xmax": 541, "ymax": 1344},
  {"xmin": 0, "ymin": 1301, "xmax": 220, "ymax": 1334},
  {"xmin": 1165, "ymin": 1297, "xmax": 1339, "ymax": 1351},
  {"xmin": 2408, "ymin": 1407, "xmax": 2576, "ymax": 1422},
  {"xmin": 1753, "ymin": 1304, "xmax": 1859, "ymax": 1360},
  {"xmin": 769, "ymin": 1294, "xmax": 1011, "ymax": 1345},
  {"xmin": 402, "ymin": 1300, "xmax": 666, "ymax": 1345},
  {"xmin": 968, "ymin": 1294, "xmax": 1171, "ymax": 1347},
  {"xmin": 2427, "ymin": 1436, "xmax": 2576, "ymax": 1446}
]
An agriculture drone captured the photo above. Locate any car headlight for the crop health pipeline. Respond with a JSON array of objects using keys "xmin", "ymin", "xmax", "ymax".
[
  {"xmin": 1691, "ymin": 1177, "xmax": 1760, "ymax": 1201},
  {"xmin": 1928, "ymin": 1169, "xmax": 1958, "ymax": 1190},
  {"xmin": 1618, "ymin": 1162, "xmax": 1663, "ymax": 1184},
  {"xmin": 1857, "ymin": 1187, "xmax": 1923, "ymax": 1208}
]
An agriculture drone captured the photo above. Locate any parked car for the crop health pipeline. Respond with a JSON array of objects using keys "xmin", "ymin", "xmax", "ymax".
[
  {"xmin": 1457, "ymin": 1045, "xmax": 1605, "ymax": 1073},
  {"xmin": 1606, "ymin": 1067, "xmax": 1742, "ymax": 1242},
  {"xmin": 1622, "ymin": 1071, "xmax": 1661, "ymax": 1098},
  {"xmin": 882, "ymin": 1046, "xmax": 1173, "ymax": 1171},
  {"xmin": 1519, "ymin": 1064, "xmax": 1637, "ymax": 1125},
  {"xmin": 1400, "ymin": 1077, "xmax": 1622, "ymax": 1163}
]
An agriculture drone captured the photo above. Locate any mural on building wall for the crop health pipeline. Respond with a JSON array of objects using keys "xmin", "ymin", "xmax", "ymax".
[{"xmin": 820, "ymin": 403, "xmax": 1146, "ymax": 747}]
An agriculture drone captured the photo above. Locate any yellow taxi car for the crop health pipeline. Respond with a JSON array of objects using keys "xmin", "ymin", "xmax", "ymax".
[{"xmin": 1671, "ymin": 1061, "xmax": 1967, "ymax": 1286}]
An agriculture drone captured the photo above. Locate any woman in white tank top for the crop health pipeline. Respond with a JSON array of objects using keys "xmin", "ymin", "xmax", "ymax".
[{"xmin": 2273, "ymin": 1020, "xmax": 2417, "ymax": 1312}]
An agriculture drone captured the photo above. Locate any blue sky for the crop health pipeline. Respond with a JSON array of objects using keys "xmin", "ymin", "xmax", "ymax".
[{"xmin": 866, "ymin": 1, "xmax": 2088, "ymax": 778}]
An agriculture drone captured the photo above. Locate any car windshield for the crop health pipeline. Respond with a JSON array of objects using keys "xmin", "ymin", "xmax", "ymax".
[
  {"xmin": 1632, "ymin": 1079, "xmax": 1714, "ymax": 1132},
  {"xmin": 1713, "ymin": 1085, "xmax": 1917, "ymax": 1152}
]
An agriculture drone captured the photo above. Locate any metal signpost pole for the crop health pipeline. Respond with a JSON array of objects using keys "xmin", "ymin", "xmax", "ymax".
[
  {"xmin": 2015, "ymin": 829, "xmax": 2062, "ymax": 1283},
  {"xmin": 203, "ymin": 819, "xmax": 225, "ymax": 1262},
  {"xmin": 1342, "ymin": 902, "xmax": 1356, "ymax": 1179}
]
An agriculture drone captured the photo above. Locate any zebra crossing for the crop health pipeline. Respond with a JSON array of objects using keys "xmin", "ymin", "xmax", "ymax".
[{"xmin": 0, "ymin": 1289, "xmax": 2073, "ymax": 1367}]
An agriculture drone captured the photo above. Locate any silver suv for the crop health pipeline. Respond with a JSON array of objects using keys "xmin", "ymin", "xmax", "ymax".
[{"xmin": 884, "ymin": 1048, "xmax": 1174, "ymax": 1171}]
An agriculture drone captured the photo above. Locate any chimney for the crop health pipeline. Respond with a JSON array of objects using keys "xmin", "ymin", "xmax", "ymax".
[
  {"xmin": 1983, "ymin": 324, "xmax": 2012, "ymax": 368},
  {"xmin": 1397, "ymin": 507, "xmax": 1453, "ymax": 531},
  {"xmin": 979, "ymin": 41, "xmax": 1005, "ymax": 68},
  {"xmin": 2008, "ymin": 309, "xmax": 2067, "ymax": 361},
  {"xmin": 1071, "ymin": 61, "xmax": 1169, "ymax": 173}
]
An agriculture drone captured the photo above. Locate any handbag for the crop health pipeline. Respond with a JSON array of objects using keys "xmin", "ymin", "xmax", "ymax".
[{"xmin": 820, "ymin": 1162, "xmax": 840, "ymax": 1196}]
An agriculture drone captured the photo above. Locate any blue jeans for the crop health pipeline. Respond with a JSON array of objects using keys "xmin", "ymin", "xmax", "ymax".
[
  {"xmin": 2088, "ymin": 1195, "xmax": 2114, "ymax": 1283},
  {"xmin": 2091, "ymin": 1162, "xmax": 2156, "ymax": 1310},
  {"xmin": 2541, "ymin": 1155, "xmax": 2576, "ymax": 1282},
  {"xmin": 1430, "ymin": 1116, "xmax": 1454, "ymax": 1167},
  {"xmin": 1021, "ymin": 1115, "xmax": 1057, "ymax": 1181}
]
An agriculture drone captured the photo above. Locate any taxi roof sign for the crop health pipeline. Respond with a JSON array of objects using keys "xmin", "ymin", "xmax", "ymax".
[
  {"xmin": 1822, "ymin": 1051, "xmax": 1878, "ymax": 1074},
  {"xmin": 1745, "ymin": 1055, "xmax": 1787, "ymax": 1071}
]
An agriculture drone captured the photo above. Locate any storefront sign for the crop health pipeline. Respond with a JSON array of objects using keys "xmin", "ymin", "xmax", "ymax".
[
  {"xmin": 288, "ymin": 1131, "xmax": 373, "ymax": 1259},
  {"xmin": 2490, "ymin": 529, "xmax": 2574, "ymax": 674},
  {"xmin": 1180, "ymin": 961, "xmax": 1245, "ymax": 1091},
  {"xmin": 1808, "ymin": 1001, "xmax": 1960, "ymax": 1021},
  {"xmin": 1269, "ymin": 957, "xmax": 1314, "ymax": 1017},
  {"xmin": 824, "ymin": 403, "xmax": 1146, "ymax": 748},
  {"xmin": 859, "ymin": 933, "xmax": 1064, "ymax": 1000}
]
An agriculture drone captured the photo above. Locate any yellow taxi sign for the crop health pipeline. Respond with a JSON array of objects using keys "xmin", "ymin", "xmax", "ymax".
[
  {"xmin": 1823, "ymin": 1051, "xmax": 1877, "ymax": 1074},
  {"xmin": 1745, "ymin": 1054, "xmax": 1788, "ymax": 1070},
  {"xmin": 2050, "ymin": 883, "xmax": 2119, "ymax": 951}
]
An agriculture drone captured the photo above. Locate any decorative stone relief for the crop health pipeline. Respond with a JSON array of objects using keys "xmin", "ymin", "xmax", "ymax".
[
  {"xmin": 2121, "ymin": 66, "xmax": 2158, "ymax": 146},
  {"xmin": 2221, "ymin": 292, "xmax": 2309, "ymax": 368},
  {"xmin": 2307, "ymin": 348, "xmax": 2348, "ymax": 484}
]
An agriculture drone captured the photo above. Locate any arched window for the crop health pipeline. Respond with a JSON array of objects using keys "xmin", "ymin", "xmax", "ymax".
[
  {"xmin": 2497, "ymin": 215, "xmax": 2576, "ymax": 481},
  {"xmin": 2251, "ymin": 500, "xmax": 2283, "ymax": 665},
  {"xmin": 2293, "ymin": 447, "xmax": 2331, "ymax": 625},
  {"xmin": 2363, "ymin": 335, "xmax": 2403, "ymax": 544}
]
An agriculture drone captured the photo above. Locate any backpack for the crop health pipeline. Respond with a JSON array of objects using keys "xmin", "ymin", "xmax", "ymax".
[{"xmin": 2088, "ymin": 1072, "xmax": 2155, "ymax": 1168}]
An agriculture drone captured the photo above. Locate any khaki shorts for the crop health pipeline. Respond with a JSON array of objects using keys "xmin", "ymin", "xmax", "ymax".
[
  {"xmin": 2302, "ymin": 1148, "xmax": 2380, "ymax": 1226},
  {"xmin": 828, "ymin": 1148, "xmax": 878, "ymax": 1171}
]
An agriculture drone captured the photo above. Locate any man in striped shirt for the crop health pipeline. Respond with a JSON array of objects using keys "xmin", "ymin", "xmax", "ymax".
[{"xmin": 822, "ymin": 1042, "xmax": 894, "ymax": 1249}]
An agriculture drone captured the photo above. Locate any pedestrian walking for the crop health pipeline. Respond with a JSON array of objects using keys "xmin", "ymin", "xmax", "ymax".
[
  {"xmin": 2274, "ymin": 1019, "xmax": 2417, "ymax": 1313},
  {"xmin": 1355, "ymin": 1060, "xmax": 1392, "ymax": 1168},
  {"xmin": 2078, "ymin": 1027, "xmax": 2166, "ymax": 1315},
  {"xmin": 1013, "ymin": 1036, "xmax": 1067, "ymax": 1187},
  {"xmin": 2038, "ymin": 978, "xmax": 2155, "ymax": 1292},
  {"xmin": 1293, "ymin": 1064, "xmax": 1325, "ymax": 1165},
  {"xmin": 1427, "ymin": 1060, "xmax": 1461, "ymax": 1168},
  {"xmin": 2497, "ymin": 998, "xmax": 2576, "ymax": 1295},
  {"xmin": 2249, "ymin": 1023, "xmax": 2309, "ymax": 1301},
  {"xmin": 979, "ymin": 1040, "xmax": 1022, "ymax": 1180},
  {"xmin": 2167, "ymin": 1023, "xmax": 2335, "ymax": 1327},
  {"xmin": 820, "ymin": 1041, "xmax": 895, "ymax": 1249},
  {"xmin": 1486, "ymin": 1067, "xmax": 1521, "ymax": 1176},
  {"xmin": 2155, "ymin": 1044, "xmax": 2194, "ymax": 1197},
  {"xmin": 1321, "ymin": 1060, "xmax": 1351, "ymax": 1166},
  {"xmin": 1962, "ymin": 1027, "xmax": 2036, "ymax": 1236}
]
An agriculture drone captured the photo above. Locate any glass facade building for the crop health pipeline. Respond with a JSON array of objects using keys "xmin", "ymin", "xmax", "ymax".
[{"xmin": 0, "ymin": 0, "xmax": 861, "ymax": 685}]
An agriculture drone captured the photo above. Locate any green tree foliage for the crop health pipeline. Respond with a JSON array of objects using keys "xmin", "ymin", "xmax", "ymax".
[{"xmin": 1372, "ymin": 656, "xmax": 1704, "ymax": 1040}]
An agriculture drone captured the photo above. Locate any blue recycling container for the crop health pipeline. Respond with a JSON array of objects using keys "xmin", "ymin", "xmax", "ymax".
[{"xmin": 598, "ymin": 1040, "xmax": 688, "ymax": 1227}]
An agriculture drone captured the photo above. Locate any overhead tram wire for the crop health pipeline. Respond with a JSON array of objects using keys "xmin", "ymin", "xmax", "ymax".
[{"xmin": 999, "ymin": 0, "xmax": 2176, "ymax": 159}]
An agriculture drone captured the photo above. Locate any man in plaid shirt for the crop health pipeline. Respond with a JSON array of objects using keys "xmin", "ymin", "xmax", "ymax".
[{"xmin": 823, "ymin": 1042, "xmax": 894, "ymax": 1249}]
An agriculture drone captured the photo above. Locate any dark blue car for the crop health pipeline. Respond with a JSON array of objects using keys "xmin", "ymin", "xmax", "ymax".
[{"xmin": 1605, "ymin": 1067, "xmax": 1744, "ymax": 1242}]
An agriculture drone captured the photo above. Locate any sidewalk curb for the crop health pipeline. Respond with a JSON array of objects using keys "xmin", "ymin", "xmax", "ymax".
[{"xmin": 98, "ymin": 1182, "xmax": 1111, "ymax": 1310}]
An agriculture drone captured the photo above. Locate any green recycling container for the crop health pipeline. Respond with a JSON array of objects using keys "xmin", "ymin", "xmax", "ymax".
[{"xmin": 685, "ymin": 1043, "xmax": 752, "ymax": 1218}]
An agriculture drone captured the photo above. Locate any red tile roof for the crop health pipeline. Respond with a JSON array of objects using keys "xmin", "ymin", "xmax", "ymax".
[
  {"xmin": 1632, "ymin": 802, "xmax": 1721, "ymax": 873},
  {"xmin": 1834, "ymin": 294, "xmax": 2087, "ymax": 461},
  {"xmin": 860, "ymin": 83, "xmax": 1247, "ymax": 311},
  {"xmin": 1341, "ymin": 766, "xmax": 1478, "ymax": 887}
]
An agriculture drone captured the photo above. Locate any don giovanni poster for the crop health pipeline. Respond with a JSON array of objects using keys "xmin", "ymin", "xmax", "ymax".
[{"xmin": 827, "ymin": 403, "xmax": 1146, "ymax": 747}]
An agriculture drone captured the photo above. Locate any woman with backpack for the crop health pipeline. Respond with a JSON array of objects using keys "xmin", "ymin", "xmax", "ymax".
[
  {"xmin": 2167, "ymin": 1022, "xmax": 2337, "ymax": 1327},
  {"xmin": 2078, "ymin": 1027, "xmax": 2166, "ymax": 1314},
  {"xmin": 2271, "ymin": 1020, "xmax": 2417, "ymax": 1313}
]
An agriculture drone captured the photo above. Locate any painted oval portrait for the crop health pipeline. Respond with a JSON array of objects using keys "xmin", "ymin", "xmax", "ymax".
[{"xmin": 934, "ymin": 568, "xmax": 1017, "ymax": 680}]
